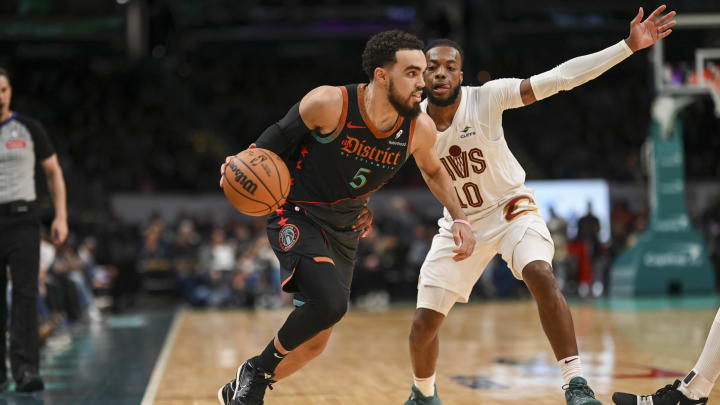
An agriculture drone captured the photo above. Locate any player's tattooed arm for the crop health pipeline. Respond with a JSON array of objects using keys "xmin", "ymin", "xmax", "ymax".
[{"xmin": 411, "ymin": 114, "xmax": 476, "ymax": 261}]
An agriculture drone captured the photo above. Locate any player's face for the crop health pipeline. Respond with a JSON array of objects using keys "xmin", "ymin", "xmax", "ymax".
[
  {"xmin": 0, "ymin": 76, "xmax": 11, "ymax": 115},
  {"xmin": 424, "ymin": 46, "xmax": 463, "ymax": 107},
  {"xmin": 386, "ymin": 49, "xmax": 426, "ymax": 118}
]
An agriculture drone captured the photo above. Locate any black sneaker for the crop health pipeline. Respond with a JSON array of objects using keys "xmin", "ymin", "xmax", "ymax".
[
  {"xmin": 613, "ymin": 380, "xmax": 708, "ymax": 405},
  {"xmin": 217, "ymin": 358, "xmax": 275, "ymax": 405},
  {"xmin": 15, "ymin": 371, "xmax": 44, "ymax": 393}
]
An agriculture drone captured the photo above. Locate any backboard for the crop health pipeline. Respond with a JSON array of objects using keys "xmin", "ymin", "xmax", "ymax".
[{"xmin": 653, "ymin": 13, "xmax": 720, "ymax": 115}]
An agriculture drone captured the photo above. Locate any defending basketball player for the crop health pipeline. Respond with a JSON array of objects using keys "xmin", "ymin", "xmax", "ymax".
[
  {"xmin": 404, "ymin": 5, "xmax": 676, "ymax": 405},
  {"xmin": 216, "ymin": 30, "xmax": 476, "ymax": 405}
]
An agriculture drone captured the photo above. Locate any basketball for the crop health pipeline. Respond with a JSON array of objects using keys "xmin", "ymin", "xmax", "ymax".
[{"xmin": 222, "ymin": 148, "xmax": 291, "ymax": 216}]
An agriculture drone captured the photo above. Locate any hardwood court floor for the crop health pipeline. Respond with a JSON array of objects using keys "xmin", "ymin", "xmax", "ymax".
[{"xmin": 152, "ymin": 299, "xmax": 720, "ymax": 405}]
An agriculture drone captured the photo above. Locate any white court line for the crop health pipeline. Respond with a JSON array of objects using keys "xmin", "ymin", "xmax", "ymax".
[{"xmin": 141, "ymin": 310, "xmax": 184, "ymax": 405}]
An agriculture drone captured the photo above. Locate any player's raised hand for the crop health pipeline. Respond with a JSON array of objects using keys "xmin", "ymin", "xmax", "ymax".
[
  {"xmin": 451, "ymin": 222, "xmax": 476, "ymax": 261},
  {"xmin": 625, "ymin": 5, "xmax": 676, "ymax": 52}
]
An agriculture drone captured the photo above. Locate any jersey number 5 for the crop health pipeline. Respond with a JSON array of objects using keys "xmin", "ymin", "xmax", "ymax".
[
  {"xmin": 455, "ymin": 182, "xmax": 483, "ymax": 208},
  {"xmin": 349, "ymin": 168, "xmax": 372, "ymax": 189}
]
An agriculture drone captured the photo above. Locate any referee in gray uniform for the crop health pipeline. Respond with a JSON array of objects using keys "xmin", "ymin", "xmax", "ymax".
[{"xmin": 0, "ymin": 67, "xmax": 67, "ymax": 392}]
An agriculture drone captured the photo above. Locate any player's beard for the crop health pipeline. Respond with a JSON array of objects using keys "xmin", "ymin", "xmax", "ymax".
[
  {"xmin": 425, "ymin": 84, "xmax": 461, "ymax": 107},
  {"xmin": 388, "ymin": 79, "xmax": 421, "ymax": 119}
]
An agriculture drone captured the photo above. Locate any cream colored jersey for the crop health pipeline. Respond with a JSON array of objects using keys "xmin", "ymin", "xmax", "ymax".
[
  {"xmin": 418, "ymin": 81, "xmax": 555, "ymax": 302},
  {"xmin": 420, "ymin": 81, "xmax": 531, "ymax": 221}
]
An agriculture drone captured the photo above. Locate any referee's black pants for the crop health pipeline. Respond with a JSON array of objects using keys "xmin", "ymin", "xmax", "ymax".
[{"xmin": 0, "ymin": 214, "xmax": 40, "ymax": 381}]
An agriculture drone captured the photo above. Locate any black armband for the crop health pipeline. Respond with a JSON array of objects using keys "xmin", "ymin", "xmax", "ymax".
[{"xmin": 255, "ymin": 102, "xmax": 310, "ymax": 156}]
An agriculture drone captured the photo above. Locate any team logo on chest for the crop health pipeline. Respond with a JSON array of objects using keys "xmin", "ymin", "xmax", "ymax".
[
  {"xmin": 440, "ymin": 145, "xmax": 486, "ymax": 181},
  {"xmin": 279, "ymin": 224, "xmax": 300, "ymax": 251}
]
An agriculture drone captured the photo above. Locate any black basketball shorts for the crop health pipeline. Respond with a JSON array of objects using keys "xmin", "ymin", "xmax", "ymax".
[{"xmin": 266, "ymin": 204, "xmax": 358, "ymax": 306}]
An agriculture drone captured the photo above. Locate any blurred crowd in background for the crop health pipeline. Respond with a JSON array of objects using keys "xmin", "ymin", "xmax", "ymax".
[{"xmin": 32, "ymin": 191, "xmax": 720, "ymax": 327}]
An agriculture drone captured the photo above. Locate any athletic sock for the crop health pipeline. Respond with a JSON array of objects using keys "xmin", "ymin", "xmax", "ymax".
[
  {"xmin": 679, "ymin": 308, "xmax": 720, "ymax": 399},
  {"xmin": 413, "ymin": 373, "xmax": 436, "ymax": 397},
  {"xmin": 558, "ymin": 355, "xmax": 583, "ymax": 384},
  {"xmin": 256, "ymin": 338, "xmax": 287, "ymax": 374}
]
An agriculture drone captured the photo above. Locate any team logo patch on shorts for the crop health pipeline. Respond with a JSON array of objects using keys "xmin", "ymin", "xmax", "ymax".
[
  {"xmin": 279, "ymin": 224, "xmax": 300, "ymax": 251},
  {"xmin": 503, "ymin": 195, "xmax": 538, "ymax": 222}
]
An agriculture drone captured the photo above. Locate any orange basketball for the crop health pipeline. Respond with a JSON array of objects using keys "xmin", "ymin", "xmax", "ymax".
[{"xmin": 222, "ymin": 148, "xmax": 291, "ymax": 216}]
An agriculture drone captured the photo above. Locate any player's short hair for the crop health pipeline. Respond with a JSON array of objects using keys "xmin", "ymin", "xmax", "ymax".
[
  {"xmin": 362, "ymin": 30, "xmax": 424, "ymax": 81},
  {"xmin": 0, "ymin": 67, "xmax": 9, "ymax": 85},
  {"xmin": 425, "ymin": 38, "xmax": 464, "ymax": 64}
]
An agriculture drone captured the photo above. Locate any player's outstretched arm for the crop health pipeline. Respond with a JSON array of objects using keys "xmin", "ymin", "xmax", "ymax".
[
  {"xmin": 411, "ymin": 114, "xmax": 476, "ymax": 261},
  {"xmin": 518, "ymin": 4, "xmax": 676, "ymax": 106},
  {"xmin": 219, "ymin": 86, "xmax": 343, "ymax": 187}
]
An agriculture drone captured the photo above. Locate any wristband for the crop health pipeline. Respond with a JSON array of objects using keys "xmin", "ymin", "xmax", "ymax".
[{"xmin": 453, "ymin": 219, "xmax": 471, "ymax": 227}]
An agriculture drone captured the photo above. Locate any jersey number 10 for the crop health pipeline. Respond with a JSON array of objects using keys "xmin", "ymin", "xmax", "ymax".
[
  {"xmin": 440, "ymin": 147, "xmax": 486, "ymax": 209},
  {"xmin": 455, "ymin": 182, "xmax": 483, "ymax": 208}
]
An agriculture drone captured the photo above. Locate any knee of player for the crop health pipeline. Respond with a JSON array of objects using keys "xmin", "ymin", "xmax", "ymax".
[
  {"xmin": 409, "ymin": 311, "xmax": 441, "ymax": 342},
  {"xmin": 319, "ymin": 293, "xmax": 347, "ymax": 326},
  {"xmin": 522, "ymin": 261, "xmax": 558, "ymax": 294}
]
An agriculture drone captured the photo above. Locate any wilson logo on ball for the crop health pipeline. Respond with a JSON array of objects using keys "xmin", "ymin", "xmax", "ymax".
[{"xmin": 229, "ymin": 161, "xmax": 258, "ymax": 194}]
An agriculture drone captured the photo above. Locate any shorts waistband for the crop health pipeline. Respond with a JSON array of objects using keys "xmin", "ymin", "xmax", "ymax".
[{"xmin": 0, "ymin": 200, "xmax": 36, "ymax": 216}]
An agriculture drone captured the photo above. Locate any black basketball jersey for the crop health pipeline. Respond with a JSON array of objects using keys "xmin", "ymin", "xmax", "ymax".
[{"xmin": 285, "ymin": 83, "xmax": 417, "ymax": 231}]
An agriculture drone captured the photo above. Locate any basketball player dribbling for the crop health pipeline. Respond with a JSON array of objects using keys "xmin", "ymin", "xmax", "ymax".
[
  {"xmin": 216, "ymin": 30, "xmax": 476, "ymax": 405},
  {"xmin": 403, "ymin": 5, "xmax": 676, "ymax": 405}
]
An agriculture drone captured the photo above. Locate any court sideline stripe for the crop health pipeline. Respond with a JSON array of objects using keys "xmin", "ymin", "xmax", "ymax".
[{"xmin": 140, "ymin": 310, "xmax": 184, "ymax": 405}]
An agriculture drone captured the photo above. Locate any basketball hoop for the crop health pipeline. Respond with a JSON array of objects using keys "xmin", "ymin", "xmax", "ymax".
[
  {"xmin": 693, "ymin": 55, "xmax": 720, "ymax": 118},
  {"xmin": 654, "ymin": 26, "xmax": 720, "ymax": 116},
  {"xmin": 708, "ymin": 68, "xmax": 720, "ymax": 117}
]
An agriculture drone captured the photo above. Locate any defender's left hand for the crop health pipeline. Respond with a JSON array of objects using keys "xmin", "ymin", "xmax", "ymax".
[
  {"xmin": 353, "ymin": 207, "xmax": 374, "ymax": 238},
  {"xmin": 625, "ymin": 5, "xmax": 676, "ymax": 52}
]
